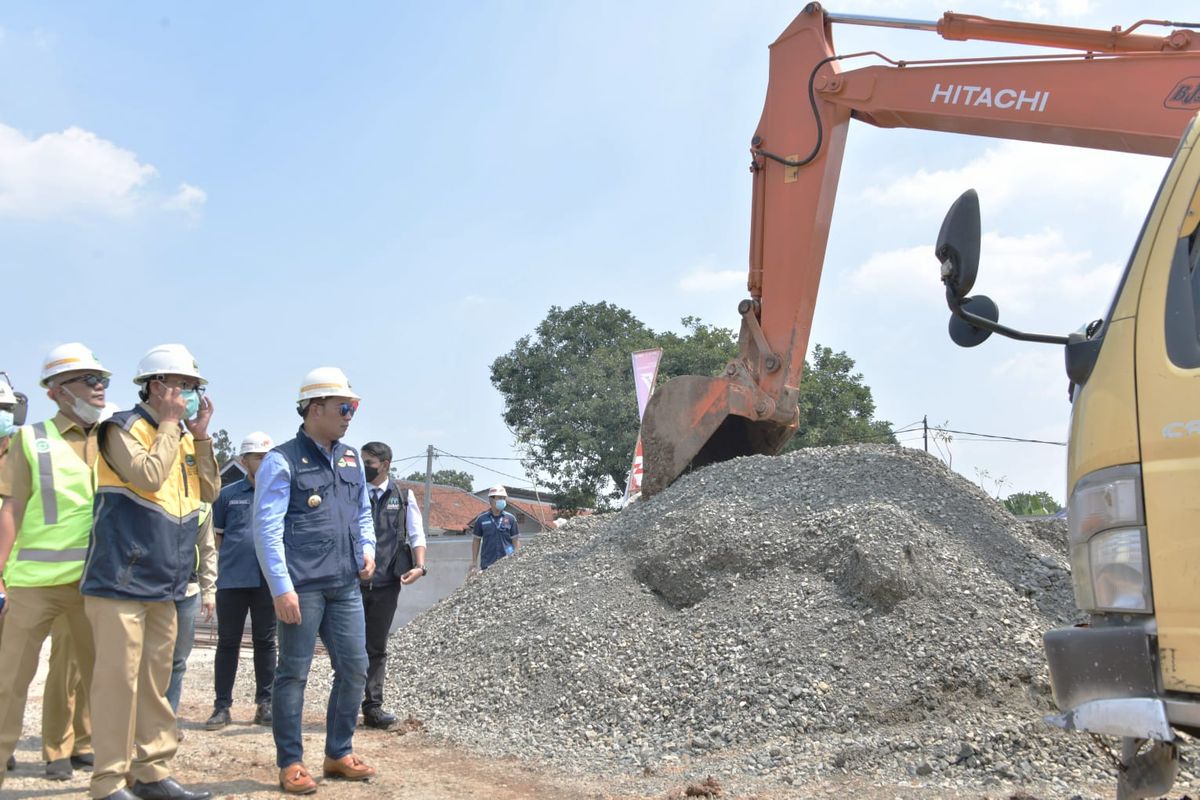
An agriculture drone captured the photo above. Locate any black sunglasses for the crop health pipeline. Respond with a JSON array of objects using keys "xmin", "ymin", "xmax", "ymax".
[{"xmin": 62, "ymin": 375, "xmax": 111, "ymax": 389}]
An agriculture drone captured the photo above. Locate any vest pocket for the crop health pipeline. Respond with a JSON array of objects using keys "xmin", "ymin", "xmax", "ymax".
[
  {"xmin": 117, "ymin": 545, "xmax": 143, "ymax": 590},
  {"xmin": 284, "ymin": 534, "xmax": 335, "ymax": 582}
]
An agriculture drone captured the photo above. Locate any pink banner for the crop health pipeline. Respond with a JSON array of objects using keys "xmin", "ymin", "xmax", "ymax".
[
  {"xmin": 631, "ymin": 348, "xmax": 663, "ymax": 422},
  {"xmin": 624, "ymin": 349, "xmax": 662, "ymax": 503}
]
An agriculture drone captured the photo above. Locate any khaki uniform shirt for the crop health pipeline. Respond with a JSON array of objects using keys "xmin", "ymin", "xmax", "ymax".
[{"xmin": 0, "ymin": 412, "xmax": 101, "ymax": 529}]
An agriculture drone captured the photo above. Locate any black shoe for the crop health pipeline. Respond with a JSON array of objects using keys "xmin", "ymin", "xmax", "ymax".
[
  {"xmin": 71, "ymin": 752, "xmax": 95, "ymax": 770},
  {"xmin": 45, "ymin": 758, "xmax": 73, "ymax": 780},
  {"xmin": 253, "ymin": 702, "xmax": 272, "ymax": 725},
  {"xmin": 361, "ymin": 708, "xmax": 398, "ymax": 730},
  {"xmin": 4, "ymin": 754, "xmax": 13, "ymax": 771},
  {"xmin": 130, "ymin": 778, "xmax": 213, "ymax": 800},
  {"xmin": 100, "ymin": 790, "xmax": 139, "ymax": 800},
  {"xmin": 204, "ymin": 707, "xmax": 231, "ymax": 731}
]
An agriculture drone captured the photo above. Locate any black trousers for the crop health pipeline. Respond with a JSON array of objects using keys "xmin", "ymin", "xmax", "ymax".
[
  {"xmin": 214, "ymin": 584, "xmax": 277, "ymax": 709},
  {"xmin": 360, "ymin": 581, "xmax": 402, "ymax": 712}
]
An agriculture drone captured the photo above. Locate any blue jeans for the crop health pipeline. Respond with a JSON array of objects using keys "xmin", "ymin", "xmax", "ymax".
[
  {"xmin": 167, "ymin": 592, "xmax": 200, "ymax": 715},
  {"xmin": 272, "ymin": 582, "xmax": 367, "ymax": 768}
]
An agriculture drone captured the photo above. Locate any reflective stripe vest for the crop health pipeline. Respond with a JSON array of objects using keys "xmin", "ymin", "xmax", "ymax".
[
  {"xmin": 82, "ymin": 406, "xmax": 201, "ymax": 601},
  {"xmin": 3, "ymin": 421, "xmax": 94, "ymax": 588}
]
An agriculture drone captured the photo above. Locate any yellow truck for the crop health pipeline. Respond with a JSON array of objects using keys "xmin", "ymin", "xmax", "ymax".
[{"xmin": 938, "ymin": 112, "xmax": 1200, "ymax": 800}]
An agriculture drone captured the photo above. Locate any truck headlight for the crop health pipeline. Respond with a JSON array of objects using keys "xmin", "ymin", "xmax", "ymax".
[
  {"xmin": 1089, "ymin": 528, "xmax": 1152, "ymax": 612},
  {"xmin": 1068, "ymin": 464, "xmax": 1151, "ymax": 613}
]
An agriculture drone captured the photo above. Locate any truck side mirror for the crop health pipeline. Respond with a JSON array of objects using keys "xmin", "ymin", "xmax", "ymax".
[
  {"xmin": 936, "ymin": 189, "xmax": 981, "ymax": 300},
  {"xmin": 949, "ymin": 295, "xmax": 999, "ymax": 347}
]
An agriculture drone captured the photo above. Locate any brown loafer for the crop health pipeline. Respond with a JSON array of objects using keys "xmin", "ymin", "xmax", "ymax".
[
  {"xmin": 321, "ymin": 754, "xmax": 375, "ymax": 781},
  {"xmin": 280, "ymin": 763, "xmax": 318, "ymax": 794}
]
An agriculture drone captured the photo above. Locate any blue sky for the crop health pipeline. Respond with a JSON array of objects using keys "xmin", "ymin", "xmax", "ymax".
[{"xmin": 2, "ymin": 0, "xmax": 1194, "ymax": 499}]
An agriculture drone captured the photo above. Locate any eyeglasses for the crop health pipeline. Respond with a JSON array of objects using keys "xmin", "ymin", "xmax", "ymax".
[
  {"xmin": 330, "ymin": 400, "xmax": 358, "ymax": 418},
  {"xmin": 154, "ymin": 378, "xmax": 204, "ymax": 393},
  {"xmin": 62, "ymin": 375, "xmax": 111, "ymax": 389}
]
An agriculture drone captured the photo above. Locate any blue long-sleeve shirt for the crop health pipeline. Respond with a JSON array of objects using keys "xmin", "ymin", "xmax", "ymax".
[{"xmin": 252, "ymin": 442, "xmax": 376, "ymax": 598}]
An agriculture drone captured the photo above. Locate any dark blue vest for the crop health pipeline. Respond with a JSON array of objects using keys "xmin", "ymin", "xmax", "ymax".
[
  {"xmin": 274, "ymin": 429, "xmax": 365, "ymax": 593},
  {"xmin": 82, "ymin": 407, "xmax": 200, "ymax": 602}
]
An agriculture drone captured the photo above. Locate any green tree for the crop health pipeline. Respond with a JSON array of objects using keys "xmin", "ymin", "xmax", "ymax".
[
  {"xmin": 403, "ymin": 469, "xmax": 475, "ymax": 492},
  {"xmin": 212, "ymin": 428, "xmax": 235, "ymax": 466},
  {"xmin": 1003, "ymin": 490, "xmax": 1063, "ymax": 516},
  {"xmin": 491, "ymin": 302, "xmax": 740, "ymax": 510},
  {"xmin": 782, "ymin": 345, "xmax": 896, "ymax": 451}
]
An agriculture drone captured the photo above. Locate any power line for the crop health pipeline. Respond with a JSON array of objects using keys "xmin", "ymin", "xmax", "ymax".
[
  {"xmin": 435, "ymin": 448, "xmax": 534, "ymax": 486},
  {"xmin": 432, "ymin": 452, "xmax": 524, "ymax": 462},
  {"xmin": 932, "ymin": 427, "xmax": 1065, "ymax": 446}
]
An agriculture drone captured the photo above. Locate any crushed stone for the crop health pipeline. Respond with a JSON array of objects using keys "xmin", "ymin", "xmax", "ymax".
[{"xmin": 312, "ymin": 444, "xmax": 1198, "ymax": 798}]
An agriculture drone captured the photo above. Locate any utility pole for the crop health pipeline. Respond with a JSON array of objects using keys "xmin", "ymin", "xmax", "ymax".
[
  {"xmin": 423, "ymin": 445, "xmax": 434, "ymax": 532},
  {"xmin": 923, "ymin": 415, "xmax": 928, "ymax": 453}
]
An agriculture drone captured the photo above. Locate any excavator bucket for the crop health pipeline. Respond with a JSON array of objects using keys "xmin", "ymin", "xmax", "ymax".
[{"xmin": 640, "ymin": 374, "xmax": 796, "ymax": 497}]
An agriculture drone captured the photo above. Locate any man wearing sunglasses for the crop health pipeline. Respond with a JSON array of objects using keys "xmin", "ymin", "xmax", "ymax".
[
  {"xmin": 252, "ymin": 366, "xmax": 377, "ymax": 795},
  {"xmin": 0, "ymin": 343, "xmax": 113, "ymax": 789},
  {"xmin": 82, "ymin": 343, "xmax": 218, "ymax": 800}
]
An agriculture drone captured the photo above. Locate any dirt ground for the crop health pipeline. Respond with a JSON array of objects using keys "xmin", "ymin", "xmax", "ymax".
[
  {"xmin": 0, "ymin": 644, "xmax": 1140, "ymax": 800},
  {"xmin": 3, "ymin": 646, "xmax": 605, "ymax": 800}
]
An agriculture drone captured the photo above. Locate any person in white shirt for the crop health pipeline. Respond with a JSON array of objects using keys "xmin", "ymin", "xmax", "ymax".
[{"xmin": 357, "ymin": 441, "xmax": 425, "ymax": 730}]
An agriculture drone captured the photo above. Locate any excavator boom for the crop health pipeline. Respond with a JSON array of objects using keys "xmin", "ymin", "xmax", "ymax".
[{"xmin": 641, "ymin": 2, "xmax": 1200, "ymax": 496}]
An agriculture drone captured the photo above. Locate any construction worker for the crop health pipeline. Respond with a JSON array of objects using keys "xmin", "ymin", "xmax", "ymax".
[
  {"xmin": 0, "ymin": 379, "xmax": 89, "ymax": 779},
  {"xmin": 82, "ymin": 343, "xmax": 218, "ymax": 800},
  {"xmin": 0, "ymin": 378, "xmax": 93, "ymax": 778},
  {"xmin": 166, "ymin": 501, "xmax": 216, "ymax": 727},
  {"xmin": 205, "ymin": 431, "xmax": 277, "ymax": 731},
  {"xmin": 358, "ymin": 441, "xmax": 426, "ymax": 731},
  {"xmin": 253, "ymin": 367, "xmax": 376, "ymax": 794},
  {"xmin": 469, "ymin": 485, "xmax": 520, "ymax": 573},
  {"xmin": 0, "ymin": 344, "xmax": 110, "ymax": 788}
]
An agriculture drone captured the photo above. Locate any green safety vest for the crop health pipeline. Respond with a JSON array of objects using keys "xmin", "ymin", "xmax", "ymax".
[{"xmin": 4, "ymin": 421, "xmax": 94, "ymax": 587}]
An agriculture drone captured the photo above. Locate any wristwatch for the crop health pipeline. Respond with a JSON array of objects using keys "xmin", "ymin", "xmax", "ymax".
[{"xmin": 417, "ymin": 563, "xmax": 427, "ymax": 576}]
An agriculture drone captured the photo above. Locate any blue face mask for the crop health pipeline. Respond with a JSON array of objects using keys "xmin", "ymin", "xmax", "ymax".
[
  {"xmin": 494, "ymin": 499, "xmax": 507, "ymax": 511},
  {"xmin": 181, "ymin": 390, "xmax": 201, "ymax": 420},
  {"xmin": 0, "ymin": 410, "xmax": 13, "ymax": 439}
]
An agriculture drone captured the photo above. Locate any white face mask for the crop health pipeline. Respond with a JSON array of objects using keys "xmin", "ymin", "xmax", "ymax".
[
  {"xmin": 0, "ymin": 410, "xmax": 13, "ymax": 438},
  {"xmin": 70, "ymin": 394, "xmax": 104, "ymax": 426}
]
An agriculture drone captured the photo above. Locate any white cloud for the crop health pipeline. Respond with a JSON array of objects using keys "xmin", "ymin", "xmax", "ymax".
[
  {"xmin": 849, "ymin": 228, "xmax": 1111, "ymax": 315},
  {"xmin": 0, "ymin": 123, "xmax": 204, "ymax": 220},
  {"xmin": 678, "ymin": 258, "xmax": 745, "ymax": 292},
  {"xmin": 862, "ymin": 140, "xmax": 1161, "ymax": 223},
  {"xmin": 165, "ymin": 182, "xmax": 207, "ymax": 214},
  {"xmin": 991, "ymin": 349, "xmax": 1068, "ymax": 398}
]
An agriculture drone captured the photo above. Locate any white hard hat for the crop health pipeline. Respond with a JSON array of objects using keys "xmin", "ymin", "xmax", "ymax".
[
  {"xmin": 297, "ymin": 367, "xmax": 360, "ymax": 403},
  {"xmin": 134, "ymin": 344, "xmax": 207, "ymax": 385},
  {"xmin": 239, "ymin": 431, "xmax": 274, "ymax": 456},
  {"xmin": 487, "ymin": 485, "xmax": 508, "ymax": 498},
  {"xmin": 40, "ymin": 343, "xmax": 111, "ymax": 388},
  {"xmin": 0, "ymin": 378, "xmax": 15, "ymax": 406}
]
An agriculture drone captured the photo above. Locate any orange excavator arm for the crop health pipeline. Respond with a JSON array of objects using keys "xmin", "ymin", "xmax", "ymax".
[{"xmin": 640, "ymin": 2, "xmax": 1200, "ymax": 496}]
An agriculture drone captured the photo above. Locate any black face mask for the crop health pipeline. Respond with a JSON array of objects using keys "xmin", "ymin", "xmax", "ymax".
[{"xmin": 364, "ymin": 465, "xmax": 380, "ymax": 483}]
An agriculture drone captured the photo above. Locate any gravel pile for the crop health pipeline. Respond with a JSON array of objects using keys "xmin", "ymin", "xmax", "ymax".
[{"xmin": 315, "ymin": 445, "xmax": 1197, "ymax": 797}]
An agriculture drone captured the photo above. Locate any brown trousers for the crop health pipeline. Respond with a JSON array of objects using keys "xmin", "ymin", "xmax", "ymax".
[
  {"xmin": 43, "ymin": 615, "xmax": 93, "ymax": 760},
  {"xmin": 85, "ymin": 595, "xmax": 177, "ymax": 799},
  {"xmin": 0, "ymin": 582, "xmax": 95, "ymax": 788}
]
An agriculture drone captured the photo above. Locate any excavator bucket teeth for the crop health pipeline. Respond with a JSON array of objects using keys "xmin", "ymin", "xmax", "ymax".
[{"xmin": 640, "ymin": 375, "xmax": 795, "ymax": 497}]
